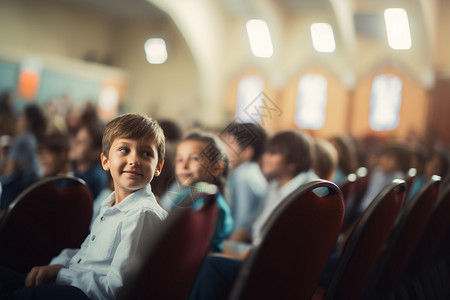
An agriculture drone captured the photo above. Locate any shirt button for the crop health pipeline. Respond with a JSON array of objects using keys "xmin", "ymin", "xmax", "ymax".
[
  {"xmin": 77, "ymin": 258, "xmax": 82, "ymax": 264},
  {"xmin": 91, "ymin": 235, "xmax": 96, "ymax": 241},
  {"xmin": 100, "ymin": 216, "xmax": 105, "ymax": 221}
]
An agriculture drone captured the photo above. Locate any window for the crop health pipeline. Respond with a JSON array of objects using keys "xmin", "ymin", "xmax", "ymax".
[
  {"xmin": 246, "ymin": 19, "xmax": 273, "ymax": 58},
  {"xmin": 235, "ymin": 76, "xmax": 264, "ymax": 123},
  {"xmin": 369, "ymin": 74, "xmax": 403, "ymax": 131},
  {"xmin": 295, "ymin": 74, "xmax": 328, "ymax": 130}
]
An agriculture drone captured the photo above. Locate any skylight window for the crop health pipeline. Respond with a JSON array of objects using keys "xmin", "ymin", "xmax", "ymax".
[
  {"xmin": 384, "ymin": 8, "xmax": 412, "ymax": 50},
  {"xmin": 246, "ymin": 19, "xmax": 274, "ymax": 58},
  {"xmin": 144, "ymin": 38, "xmax": 168, "ymax": 64},
  {"xmin": 310, "ymin": 23, "xmax": 336, "ymax": 53}
]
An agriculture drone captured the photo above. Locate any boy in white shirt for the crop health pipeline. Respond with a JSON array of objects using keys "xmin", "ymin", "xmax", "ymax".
[{"xmin": 0, "ymin": 113, "xmax": 167, "ymax": 300}]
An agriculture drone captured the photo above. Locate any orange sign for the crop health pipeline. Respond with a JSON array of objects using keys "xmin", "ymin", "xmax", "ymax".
[{"xmin": 18, "ymin": 70, "xmax": 40, "ymax": 100}]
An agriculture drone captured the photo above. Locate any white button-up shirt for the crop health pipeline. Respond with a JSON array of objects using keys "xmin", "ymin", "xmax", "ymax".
[{"xmin": 50, "ymin": 184, "xmax": 168, "ymax": 300}]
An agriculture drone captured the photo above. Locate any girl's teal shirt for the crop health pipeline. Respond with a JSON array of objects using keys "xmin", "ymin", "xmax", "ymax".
[{"xmin": 170, "ymin": 186, "xmax": 233, "ymax": 253}]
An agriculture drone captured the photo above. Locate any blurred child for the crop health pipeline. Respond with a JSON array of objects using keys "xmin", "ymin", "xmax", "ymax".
[
  {"xmin": 356, "ymin": 142, "xmax": 411, "ymax": 215},
  {"xmin": 0, "ymin": 104, "xmax": 47, "ymax": 210},
  {"xmin": 69, "ymin": 121, "xmax": 108, "ymax": 200},
  {"xmin": 0, "ymin": 113, "xmax": 167, "ymax": 299},
  {"xmin": 313, "ymin": 138, "xmax": 338, "ymax": 181},
  {"xmin": 37, "ymin": 132, "xmax": 71, "ymax": 177},
  {"xmin": 329, "ymin": 134, "xmax": 358, "ymax": 184},
  {"xmin": 220, "ymin": 122, "xmax": 267, "ymax": 236},
  {"xmin": 169, "ymin": 131, "xmax": 233, "ymax": 253},
  {"xmin": 406, "ymin": 145, "xmax": 429, "ymax": 200},
  {"xmin": 188, "ymin": 130, "xmax": 319, "ymax": 300},
  {"xmin": 424, "ymin": 146, "xmax": 450, "ymax": 182},
  {"xmin": 224, "ymin": 130, "xmax": 318, "ymax": 251}
]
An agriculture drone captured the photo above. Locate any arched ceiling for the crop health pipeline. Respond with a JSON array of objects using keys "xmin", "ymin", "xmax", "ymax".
[
  {"xmin": 43, "ymin": 0, "xmax": 447, "ymax": 124},
  {"xmin": 143, "ymin": 0, "xmax": 440, "ymax": 116}
]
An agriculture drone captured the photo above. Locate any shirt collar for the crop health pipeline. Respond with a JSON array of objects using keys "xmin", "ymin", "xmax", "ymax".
[
  {"xmin": 275, "ymin": 169, "xmax": 319, "ymax": 200},
  {"xmin": 101, "ymin": 184, "xmax": 156, "ymax": 212}
]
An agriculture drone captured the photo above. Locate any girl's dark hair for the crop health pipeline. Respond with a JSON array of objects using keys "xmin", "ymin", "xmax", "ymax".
[
  {"xmin": 183, "ymin": 131, "xmax": 229, "ymax": 192},
  {"xmin": 266, "ymin": 130, "xmax": 313, "ymax": 175},
  {"xmin": 23, "ymin": 104, "xmax": 47, "ymax": 140}
]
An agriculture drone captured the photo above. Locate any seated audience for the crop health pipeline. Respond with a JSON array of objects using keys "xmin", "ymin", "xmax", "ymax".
[
  {"xmin": 0, "ymin": 113, "xmax": 168, "ymax": 299},
  {"xmin": 354, "ymin": 142, "xmax": 411, "ymax": 216},
  {"xmin": 406, "ymin": 144, "xmax": 429, "ymax": 200},
  {"xmin": 329, "ymin": 134, "xmax": 358, "ymax": 185},
  {"xmin": 224, "ymin": 130, "xmax": 318, "ymax": 252},
  {"xmin": 313, "ymin": 138, "xmax": 338, "ymax": 181},
  {"xmin": 0, "ymin": 104, "xmax": 47, "ymax": 210},
  {"xmin": 187, "ymin": 130, "xmax": 318, "ymax": 300},
  {"xmin": 424, "ymin": 146, "xmax": 450, "ymax": 183},
  {"xmin": 220, "ymin": 122, "xmax": 268, "ymax": 236}
]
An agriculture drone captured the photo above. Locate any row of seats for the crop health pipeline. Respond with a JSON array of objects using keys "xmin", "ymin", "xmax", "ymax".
[{"xmin": 0, "ymin": 174, "xmax": 448, "ymax": 299}]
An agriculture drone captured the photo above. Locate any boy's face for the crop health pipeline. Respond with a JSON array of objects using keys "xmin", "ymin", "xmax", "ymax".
[
  {"xmin": 378, "ymin": 154, "xmax": 398, "ymax": 174},
  {"xmin": 175, "ymin": 140, "xmax": 220, "ymax": 187},
  {"xmin": 261, "ymin": 151, "xmax": 292, "ymax": 179},
  {"xmin": 101, "ymin": 137, "xmax": 163, "ymax": 201},
  {"xmin": 38, "ymin": 149, "xmax": 68, "ymax": 177},
  {"xmin": 220, "ymin": 133, "xmax": 253, "ymax": 170}
]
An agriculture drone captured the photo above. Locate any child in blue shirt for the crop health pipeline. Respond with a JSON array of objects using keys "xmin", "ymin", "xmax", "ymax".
[{"xmin": 0, "ymin": 113, "xmax": 168, "ymax": 300}]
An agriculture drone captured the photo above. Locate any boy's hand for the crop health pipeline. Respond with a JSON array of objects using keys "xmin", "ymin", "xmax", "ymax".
[{"xmin": 25, "ymin": 264, "xmax": 63, "ymax": 286}]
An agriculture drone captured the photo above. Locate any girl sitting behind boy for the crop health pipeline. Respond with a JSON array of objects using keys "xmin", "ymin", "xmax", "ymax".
[{"xmin": 168, "ymin": 131, "xmax": 233, "ymax": 253}]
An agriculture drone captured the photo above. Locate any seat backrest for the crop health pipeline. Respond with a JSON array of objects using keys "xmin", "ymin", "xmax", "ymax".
[
  {"xmin": 118, "ymin": 183, "xmax": 219, "ymax": 300},
  {"xmin": 434, "ymin": 184, "xmax": 450, "ymax": 259},
  {"xmin": 341, "ymin": 168, "xmax": 371, "ymax": 232},
  {"xmin": 365, "ymin": 176, "xmax": 441, "ymax": 294},
  {"xmin": 407, "ymin": 181, "xmax": 450, "ymax": 274},
  {"xmin": 0, "ymin": 175, "xmax": 93, "ymax": 273},
  {"xmin": 352, "ymin": 167, "xmax": 370, "ymax": 204},
  {"xmin": 404, "ymin": 167, "xmax": 418, "ymax": 197},
  {"xmin": 322, "ymin": 179, "xmax": 406, "ymax": 300},
  {"xmin": 228, "ymin": 180, "xmax": 345, "ymax": 300}
]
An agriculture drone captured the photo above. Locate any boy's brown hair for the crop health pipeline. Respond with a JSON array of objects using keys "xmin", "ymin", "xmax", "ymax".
[
  {"xmin": 266, "ymin": 130, "xmax": 314, "ymax": 175},
  {"xmin": 102, "ymin": 114, "xmax": 165, "ymax": 165},
  {"xmin": 313, "ymin": 138, "xmax": 338, "ymax": 180}
]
